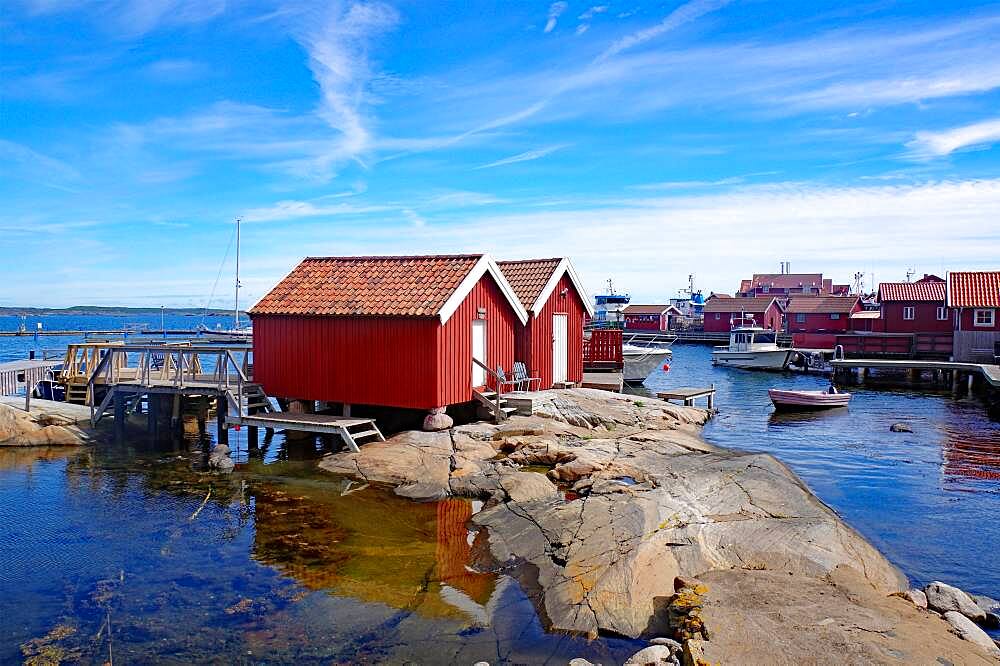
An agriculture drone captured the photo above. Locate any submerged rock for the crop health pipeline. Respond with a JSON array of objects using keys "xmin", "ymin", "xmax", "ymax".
[
  {"xmin": 208, "ymin": 444, "xmax": 234, "ymax": 473},
  {"xmin": 943, "ymin": 611, "xmax": 1000, "ymax": 659},
  {"xmin": 926, "ymin": 581, "xmax": 986, "ymax": 623},
  {"xmin": 623, "ymin": 644, "xmax": 675, "ymax": 665},
  {"xmin": 890, "ymin": 422, "xmax": 913, "ymax": 433}
]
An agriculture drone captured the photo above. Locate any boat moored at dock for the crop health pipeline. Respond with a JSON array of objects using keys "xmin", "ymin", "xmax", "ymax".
[{"xmin": 712, "ymin": 326, "xmax": 793, "ymax": 370}]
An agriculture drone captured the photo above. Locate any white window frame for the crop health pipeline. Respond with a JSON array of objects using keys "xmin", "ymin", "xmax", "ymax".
[
  {"xmin": 795, "ymin": 313, "xmax": 806, "ymax": 324},
  {"xmin": 829, "ymin": 313, "xmax": 840, "ymax": 320},
  {"xmin": 714, "ymin": 313, "xmax": 721, "ymax": 320},
  {"xmin": 762, "ymin": 285, "xmax": 769, "ymax": 293},
  {"xmin": 974, "ymin": 309, "xmax": 995, "ymax": 327},
  {"xmin": 902, "ymin": 306, "xmax": 915, "ymax": 320},
  {"xmin": 936, "ymin": 306, "xmax": 948, "ymax": 321}
]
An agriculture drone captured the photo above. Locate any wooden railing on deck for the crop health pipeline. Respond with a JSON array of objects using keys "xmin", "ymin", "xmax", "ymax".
[
  {"xmin": 472, "ymin": 357, "xmax": 503, "ymax": 419},
  {"xmin": 584, "ymin": 329, "xmax": 623, "ymax": 367}
]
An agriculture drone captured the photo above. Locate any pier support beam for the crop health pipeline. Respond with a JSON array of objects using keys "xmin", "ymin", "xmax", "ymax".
[
  {"xmin": 968, "ymin": 373, "xmax": 975, "ymax": 395},
  {"xmin": 216, "ymin": 395, "xmax": 229, "ymax": 445},
  {"xmin": 113, "ymin": 391, "xmax": 125, "ymax": 445},
  {"xmin": 952, "ymin": 371, "xmax": 960, "ymax": 395},
  {"xmin": 247, "ymin": 425, "xmax": 259, "ymax": 454}
]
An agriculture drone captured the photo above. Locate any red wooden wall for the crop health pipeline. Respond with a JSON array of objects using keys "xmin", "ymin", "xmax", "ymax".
[
  {"xmin": 252, "ymin": 314, "xmax": 440, "ymax": 409},
  {"xmin": 956, "ymin": 308, "xmax": 999, "ymax": 331},
  {"xmin": 881, "ymin": 302, "xmax": 951, "ymax": 333},
  {"xmin": 514, "ymin": 272, "xmax": 586, "ymax": 388},
  {"xmin": 253, "ymin": 272, "xmax": 521, "ymax": 410},
  {"xmin": 624, "ymin": 313, "xmax": 667, "ymax": 331},
  {"xmin": 435, "ymin": 272, "xmax": 518, "ymax": 405},
  {"xmin": 704, "ymin": 304, "xmax": 782, "ymax": 333}
]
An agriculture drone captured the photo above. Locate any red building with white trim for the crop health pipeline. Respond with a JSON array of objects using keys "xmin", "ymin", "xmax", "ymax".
[
  {"xmin": 498, "ymin": 258, "xmax": 593, "ymax": 389},
  {"xmin": 250, "ymin": 254, "xmax": 528, "ymax": 411},
  {"xmin": 786, "ymin": 295, "xmax": 862, "ymax": 348},
  {"xmin": 703, "ymin": 296, "xmax": 784, "ymax": 333},
  {"xmin": 877, "ymin": 275, "xmax": 950, "ymax": 333},
  {"xmin": 948, "ymin": 271, "xmax": 1000, "ymax": 363},
  {"xmin": 622, "ymin": 304, "xmax": 681, "ymax": 332}
]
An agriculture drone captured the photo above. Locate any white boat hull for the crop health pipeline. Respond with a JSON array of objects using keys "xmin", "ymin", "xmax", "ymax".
[
  {"xmin": 712, "ymin": 349, "xmax": 792, "ymax": 370},
  {"xmin": 623, "ymin": 350, "xmax": 672, "ymax": 384}
]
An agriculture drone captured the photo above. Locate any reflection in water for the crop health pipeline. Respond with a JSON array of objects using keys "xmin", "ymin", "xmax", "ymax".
[{"xmin": 0, "ymin": 443, "xmax": 642, "ymax": 663}]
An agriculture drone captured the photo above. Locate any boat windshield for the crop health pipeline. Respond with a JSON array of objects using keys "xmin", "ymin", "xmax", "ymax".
[{"xmin": 754, "ymin": 332, "xmax": 776, "ymax": 344}]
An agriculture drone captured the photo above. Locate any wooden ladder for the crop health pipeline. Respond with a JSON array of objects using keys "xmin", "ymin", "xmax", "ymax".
[
  {"xmin": 65, "ymin": 382, "xmax": 89, "ymax": 405},
  {"xmin": 473, "ymin": 389, "xmax": 517, "ymax": 423},
  {"xmin": 336, "ymin": 419, "xmax": 385, "ymax": 452}
]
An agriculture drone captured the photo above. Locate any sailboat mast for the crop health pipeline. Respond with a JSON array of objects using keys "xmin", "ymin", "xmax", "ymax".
[{"xmin": 234, "ymin": 216, "xmax": 241, "ymax": 330}]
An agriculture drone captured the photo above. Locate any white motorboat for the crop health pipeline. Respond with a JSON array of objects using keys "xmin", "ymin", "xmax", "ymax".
[
  {"xmin": 623, "ymin": 333, "xmax": 674, "ymax": 384},
  {"xmin": 711, "ymin": 326, "xmax": 792, "ymax": 370}
]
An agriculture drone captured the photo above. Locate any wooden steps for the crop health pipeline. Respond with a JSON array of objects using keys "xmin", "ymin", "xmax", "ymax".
[{"xmin": 473, "ymin": 389, "xmax": 515, "ymax": 423}]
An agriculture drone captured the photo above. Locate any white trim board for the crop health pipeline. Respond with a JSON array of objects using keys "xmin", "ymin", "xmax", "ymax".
[
  {"xmin": 531, "ymin": 258, "xmax": 595, "ymax": 317},
  {"xmin": 438, "ymin": 254, "xmax": 530, "ymax": 325}
]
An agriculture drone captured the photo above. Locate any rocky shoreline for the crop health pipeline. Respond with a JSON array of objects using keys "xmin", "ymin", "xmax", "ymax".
[
  {"xmin": 0, "ymin": 402, "xmax": 91, "ymax": 447},
  {"xmin": 318, "ymin": 388, "xmax": 1000, "ymax": 664}
]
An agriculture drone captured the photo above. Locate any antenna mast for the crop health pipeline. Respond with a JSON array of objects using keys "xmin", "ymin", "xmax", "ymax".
[{"xmin": 234, "ymin": 216, "xmax": 242, "ymax": 330}]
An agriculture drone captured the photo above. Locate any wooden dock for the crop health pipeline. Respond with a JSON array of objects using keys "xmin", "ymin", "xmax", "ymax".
[
  {"xmin": 582, "ymin": 371, "xmax": 624, "ymax": 392},
  {"xmin": 657, "ymin": 385, "xmax": 716, "ymax": 409},
  {"xmin": 832, "ymin": 359, "xmax": 1000, "ymax": 388},
  {"xmin": 0, "ymin": 358, "xmax": 61, "ymax": 396},
  {"xmin": 229, "ymin": 413, "xmax": 384, "ymax": 452}
]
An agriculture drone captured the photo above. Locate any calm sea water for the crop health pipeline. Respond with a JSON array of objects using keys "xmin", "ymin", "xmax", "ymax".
[{"xmin": 1, "ymin": 316, "xmax": 998, "ymax": 660}]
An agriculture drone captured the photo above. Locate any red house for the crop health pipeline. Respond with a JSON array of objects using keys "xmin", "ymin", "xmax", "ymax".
[
  {"xmin": 877, "ymin": 276, "xmax": 949, "ymax": 333},
  {"xmin": 497, "ymin": 258, "xmax": 593, "ymax": 389},
  {"xmin": 622, "ymin": 304, "xmax": 681, "ymax": 332},
  {"xmin": 703, "ymin": 296, "xmax": 783, "ymax": 333},
  {"xmin": 737, "ymin": 273, "xmax": 829, "ymax": 298},
  {"xmin": 948, "ymin": 271, "xmax": 1000, "ymax": 363},
  {"xmin": 787, "ymin": 295, "xmax": 862, "ymax": 348},
  {"xmin": 250, "ymin": 254, "xmax": 528, "ymax": 411}
]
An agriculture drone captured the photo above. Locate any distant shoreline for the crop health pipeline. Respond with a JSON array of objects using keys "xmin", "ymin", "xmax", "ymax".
[{"xmin": 0, "ymin": 307, "xmax": 244, "ymax": 317}]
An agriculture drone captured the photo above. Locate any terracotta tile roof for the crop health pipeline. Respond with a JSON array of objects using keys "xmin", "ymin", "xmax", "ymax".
[
  {"xmin": 786, "ymin": 295, "xmax": 860, "ymax": 314},
  {"xmin": 624, "ymin": 304, "xmax": 673, "ymax": 315},
  {"xmin": 948, "ymin": 271, "xmax": 1000, "ymax": 308},
  {"xmin": 851, "ymin": 310, "xmax": 881, "ymax": 319},
  {"xmin": 748, "ymin": 273, "xmax": 825, "ymax": 291},
  {"xmin": 496, "ymin": 259, "xmax": 562, "ymax": 310},
  {"xmin": 703, "ymin": 296, "xmax": 779, "ymax": 313},
  {"xmin": 250, "ymin": 255, "xmax": 483, "ymax": 317},
  {"xmin": 878, "ymin": 281, "xmax": 946, "ymax": 303}
]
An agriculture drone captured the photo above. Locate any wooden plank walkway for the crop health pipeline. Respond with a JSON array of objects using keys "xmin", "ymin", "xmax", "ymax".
[
  {"xmin": 229, "ymin": 412, "xmax": 384, "ymax": 452},
  {"xmin": 831, "ymin": 359, "xmax": 1000, "ymax": 388},
  {"xmin": 582, "ymin": 371, "xmax": 623, "ymax": 392},
  {"xmin": 657, "ymin": 385, "xmax": 716, "ymax": 408}
]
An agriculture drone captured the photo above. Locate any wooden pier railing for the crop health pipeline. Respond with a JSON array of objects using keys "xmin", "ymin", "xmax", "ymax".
[{"xmin": 584, "ymin": 329, "xmax": 623, "ymax": 368}]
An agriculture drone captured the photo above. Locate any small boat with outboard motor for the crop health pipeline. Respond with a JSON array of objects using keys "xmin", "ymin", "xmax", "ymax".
[
  {"xmin": 711, "ymin": 325, "xmax": 792, "ymax": 370},
  {"xmin": 768, "ymin": 385, "xmax": 851, "ymax": 411}
]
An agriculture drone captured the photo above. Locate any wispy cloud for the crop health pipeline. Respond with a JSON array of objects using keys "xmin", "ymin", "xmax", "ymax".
[
  {"xmin": 17, "ymin": 0, "xmax": 227, "ymax": 38},
  {"xmin": 908, "ymin": 118, "xmax": 1000, "ymax": 157},
  {"xmin": 579, "ymin": 6, "xmax": 609, "ymax": 21},
  {"xmin": 596, "ymin": 0, "xmax": 732, "ymax": 61},
  {"xmin": 475, "ymin": 145, "xmax": 567, "ymax": 169},
  {"xmin": 544, "ymin": 1, "xmax": 568, "ymax": 33},
  {"xmin": 241, "ymin": 199, "xmax": 391, "ymax": 223},
  {"xmin": 290, "ymin": 1, "xmax": 399, "ymax": 180}
]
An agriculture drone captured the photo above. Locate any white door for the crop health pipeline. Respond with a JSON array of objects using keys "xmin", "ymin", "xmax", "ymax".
[
  {"xmin": 552, "ymin": 314, "xmax": 568, "ymax": 384},
  {"xmin": 472, "ymin": 320, "xmax": 487, "ymax": 386}
]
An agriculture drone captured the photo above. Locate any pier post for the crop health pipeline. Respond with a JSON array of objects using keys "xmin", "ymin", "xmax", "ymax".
[
  {"xmin": 196, "ymin": 396, "xmax": 207, "ymax": 438},
  {"xmin": 113, "ymin": 391, "xmax": 125, "ymax": 445},
  {"xmin": 707, "ymin": 384, "xmax": 715, "ymax": 411},
  {"xmin": 148, "ymin": 393, "xmax": 159, "ymax": 440},
  {"xmin": 967, "ymin": 373, "xmax": 975, "ymax": 396},
  {"xmin": 952, "ymin": 371, "xmax": 960, "ymax": 395},
  {"xmin": 216, "ymin": 395, "xmax": 229, "ymax": 445},
  {"xmin": 247, "ymin": 426, "xmax": 259, "ymax": 455}
]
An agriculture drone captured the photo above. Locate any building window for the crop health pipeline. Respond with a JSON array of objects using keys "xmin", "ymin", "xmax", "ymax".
[
  {"xmin": 830, "ymin": 313, "xmax": 840, "ymax": 320},
  {"xmin": 937, "ymin": 306, "xmax": 948, "ymax": 321},
  {"xmin": 714, "ymin": 313, "xmax": 721, "ymax": 320},
  {"xmin": 795, "ymin": 313, "xmax": 806, "ymax": 323},
  {"xmin": 974, "ymin": 309, "xmax": 995, "ymax": 327},
  {"xmin": 902, "ymin": 306, "xmax": 915, "ymax": 320},
  {"xmin": 762, "ymin": 286, "xmax": 769, "ymax": 293}
]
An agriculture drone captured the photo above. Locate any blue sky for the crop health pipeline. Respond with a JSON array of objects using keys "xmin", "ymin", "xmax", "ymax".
[{"xmin": 3, "ymin": 0, "xmax": 1000, "ymax": 308}]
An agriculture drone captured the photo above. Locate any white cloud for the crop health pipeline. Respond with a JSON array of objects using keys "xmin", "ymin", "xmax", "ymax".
[
  {"xmin": 908, "ymin": 118, "xmax": 1000, "ymax": 157},
  {"xmin": 597, "ymin": 0, "xmax": 732, "ymax": 61},
  {"xmin": 18, "ymin": 0, "xmax": 227, "ymax": 38},
  {"xmin": 544, "ymin": 1, "xmax": 568, "ymax": 33},
  {"xmin": 474, "ymin": 144, "xmax": 567, "ymax": 169},
  {"xmin": 241, "ymin": 199, "xmax": 391, "ymax": 222},
  {"xmin": 575, "ymin": 24, "xmax": 590, "ymax": 36},
  {"xmin": 579, "ymin": 5, "xmax": 608, "ymax": 20}
]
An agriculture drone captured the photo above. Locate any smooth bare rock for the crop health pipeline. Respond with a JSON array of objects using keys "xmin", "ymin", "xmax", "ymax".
[
  {"xmin": 943, "ymin": 611, "xmax": 1000, "ymax": 659},
  {"xmin": 681, "ymin": 640, "xmax": 706, "ymax": 666},
  {"xmin": 926, "ymin": 581, "xmax": 987, "ymax": 622},
  {"xmin": 903, "ymin": 588, "xmax": 928, "ymax": 609},
  {"xmin": 0, "ymin": 404, "xmax": 86, "ymax": 447},
  {"xmin": 319, "ymin": 430, "xmax": 453, "ymax": 498},
  {"xmin": 648, "ymin": 637, "xmax": 682, "ymax": 651},
  {"xmin": 696, "ymin": 568, "xmax": 998, "ymax": 665},
  {"xmin": 624, "ymin": 645, "xmax": 674, "ymax": 665},
  {"xmin": 497, "ymin": 470, "xmax": 559, "ymax": 503},
  {"xmin": 568, "ymin": 659, "xmax": 597, "ymax": 666}
]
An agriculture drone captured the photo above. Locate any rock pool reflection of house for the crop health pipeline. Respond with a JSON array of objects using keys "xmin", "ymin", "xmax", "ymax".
[{"xmin": 250, "ymin": 482, "xmax": 495, "ymax": 622}]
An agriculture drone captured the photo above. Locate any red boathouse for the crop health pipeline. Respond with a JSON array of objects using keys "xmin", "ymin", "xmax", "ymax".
[
  {"xmin": 622, "ymin": 304, "xmax": 681, "ymax": 332},
  {"xmin": 497, "ymin": 258, "xmax": 593, "ymax": 389},
  {"xmin": 948, "ymin": 271, "xmax": 1000, "ymax": 363},
  {"xmin": 877, "ymin": 275, "xmax": 949, "ymax": 333},
  {"xmin": 702, "ymin": 296, "xmax": 783, "ymax": 333},
  {"xmin": 250, "ymin": 254, "xmax": 528, "ymax": 411}
]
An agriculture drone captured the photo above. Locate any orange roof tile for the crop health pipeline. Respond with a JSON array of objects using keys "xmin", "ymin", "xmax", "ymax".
[
  {"xmin": 948, "ymin": 271, "xmax": 1000, "ymax": 308},
  {"xmin": 878, "ymin": 281, "xmax": 946, "ymax": 302},
  {"xmin": 496, "ymin": 259, "xmax": 562, "ymax": 310},
  {"xmin": 250, "ymin": 255, "xmax": 483, "ymax": 317},
  {"xmin": 786, "ymin": 295, "xmax": 860, "ymax": 314}
]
